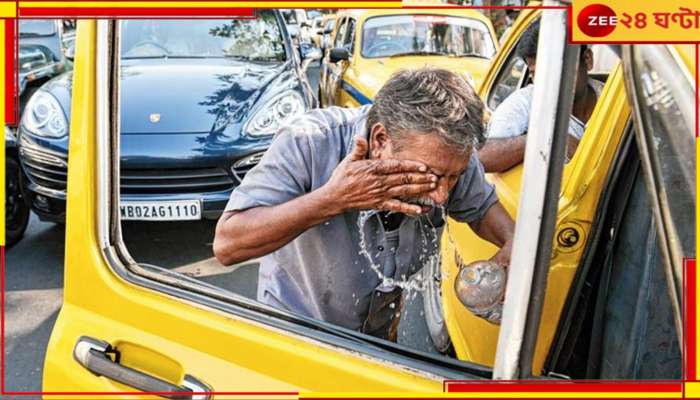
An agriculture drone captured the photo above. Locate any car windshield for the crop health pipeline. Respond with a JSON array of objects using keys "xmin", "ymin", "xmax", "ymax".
[
  {"xmin": 306, "ymin": 10, "xmax": 322, "ymax": 19},
  {"xmin": 120, "ymin": 13, "xmax": 287, "ymax": 61},
  {"xmin": 362, "ymin": 14, "xmax": 495, "ymax": 59},
  {"xmin": 19, "ymin": 20, "xmax": 56, "ymax": 37}
]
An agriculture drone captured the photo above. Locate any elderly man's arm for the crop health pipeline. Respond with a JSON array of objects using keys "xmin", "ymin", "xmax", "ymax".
[
  {"xmin": 214, "ymin": 137, "xmax": 437, "ymax": 266},
  {"xmin": 214, "ymin": 190, "xmax": 341, "ymax": 266},
  {"xmin": 468, "ymin": 201, "xmax": 515, "ymax": 267},
  {"xmin": 477, "ymin": 135, "xmax": 527, "ymax": 173}
]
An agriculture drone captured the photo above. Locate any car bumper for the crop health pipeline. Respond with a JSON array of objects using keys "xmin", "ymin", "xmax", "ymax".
[
  {"xmin": 18, "ymin": 127, "xmax": 262, "ymax": 222},
  {"xmin": 19, "ymin": 131, "xmax": 237, "ymax": 221},
  {"xmin": 120, "ymin": 191, "xmax": 232, "ymax": 220},
  {"xmin": 24, "ymin": 186, "xmax": 233, "ymax": 222}
]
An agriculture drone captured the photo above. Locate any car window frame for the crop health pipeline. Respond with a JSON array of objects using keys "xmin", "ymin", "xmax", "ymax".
[
  {"xmin": 343, "ymin": 17, "xmax": 356, "ymax": 55},
  {"xmin": 93, "ymin": 19, "xmax": 494, "ymax": 382},
  {"xmin": 333, "ymin": 16, "xmax": 348, "ymax": 49},
  {"xmin": 483, "ymin": 18, "xmax": 538, "ymax": 113}
]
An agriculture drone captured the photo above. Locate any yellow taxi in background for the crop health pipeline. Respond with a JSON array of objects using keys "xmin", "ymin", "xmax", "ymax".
[
  {"xmin": 318, "ymin": 8, "xmax": 498, "ymax": 107},
  {"xmin": 312, "ymin": 13, "xmax": 337, "ymax": 49},
  {"xmin": 427, "ymin": 6, "xmax": 693, "ymax": 379}
]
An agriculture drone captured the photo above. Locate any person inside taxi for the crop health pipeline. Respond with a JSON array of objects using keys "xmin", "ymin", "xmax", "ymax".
[
  {"xmin": 214, "ymin": 68, "xmax": 514, "ymax": 342},
  {"xmin": 478, "ymin": 20, "xmax": 604, "ymax": 173}
]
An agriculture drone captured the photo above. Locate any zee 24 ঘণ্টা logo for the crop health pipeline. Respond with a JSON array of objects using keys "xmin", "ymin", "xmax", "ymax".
[{"xmin": 577, "ymin": 3, "xmax": 700, "ymax": 38}]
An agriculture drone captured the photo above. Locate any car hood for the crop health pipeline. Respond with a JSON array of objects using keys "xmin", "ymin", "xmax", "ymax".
[
  {"xmin": 354, "ymin": 56, "xmax": 491, "ymax": 100},
  {"xmin": 120, "ymin": 58, "xmax": 291, "ymax": 134}
]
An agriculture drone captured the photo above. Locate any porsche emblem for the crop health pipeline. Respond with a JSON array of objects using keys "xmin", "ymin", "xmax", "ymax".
[{"xmin": 149, "ymin": 113, "xmax": 161, "ymax": 123}]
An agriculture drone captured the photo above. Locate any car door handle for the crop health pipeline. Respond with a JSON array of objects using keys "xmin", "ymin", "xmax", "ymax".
[{"xmin": 73, "ymin": 336, "xmax": 210, "ymax": 400}]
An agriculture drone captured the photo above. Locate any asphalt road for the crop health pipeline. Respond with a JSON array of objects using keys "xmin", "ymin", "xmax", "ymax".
[{"xmin": 4, "ymin": 62, "xmax": 436, "ymax": 393}]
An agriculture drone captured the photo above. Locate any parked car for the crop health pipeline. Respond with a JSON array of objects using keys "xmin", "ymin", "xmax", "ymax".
[
  {"xmin": 42, "ymin": 14, "xmax": 693, "ymax": 394},
  {"xmin": 312, "ymin": 14, "xmax": 337, "ymax": 49},
  {"xmin": 318, "ymin": 9, "xmax": 498, "ymax": 108},
  {"xmin": 5, "ymin": 125, "xmax": 30, "ymax": 247},
  {"xmin": 18, "ymin": 11, "xmax": 316, "ymax": 223},
  {"xmin": 427, "ymin": 6, "xmax": 692, "ymax": 379}
]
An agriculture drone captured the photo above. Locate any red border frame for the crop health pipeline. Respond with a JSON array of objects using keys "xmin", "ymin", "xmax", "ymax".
[
  {"xmin": 1, "ymin": 3, "xmax": 698, "ymax": 398},
  {"xmin": 4, "ymin": 18, "xmax": 14, "ymax": 126}
]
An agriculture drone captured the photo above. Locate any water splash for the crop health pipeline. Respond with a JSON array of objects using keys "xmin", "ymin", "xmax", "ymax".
[{"xmin": 356, "ymin": 207, "xmax": 458, "ymax": 293}]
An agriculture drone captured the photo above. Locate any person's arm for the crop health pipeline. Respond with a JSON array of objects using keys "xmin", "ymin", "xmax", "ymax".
[
  {"xmin": 468, "ymin": 201, "xmax": 514, "ymax": 267},
  {"xmin": 448, "ymin": 152, "xmax": 515, "ymax": 267},
  {"xmin": 566, "ymin": 134, "xmax": 580, "ymax": 162},
  {"xmin": 214, "ymin": 136, "xmax": 437, "ymax": 266},
  {"xmin": 479, "ymin": 86, "xmax": 533, "ymax": 173},
  {"xmin": 214, "ymin": 190, "xmax": 339, "ymax": 266},
  {"xmin": 477, "ymin": 135, "xmax": 528, "ymax": 173}
]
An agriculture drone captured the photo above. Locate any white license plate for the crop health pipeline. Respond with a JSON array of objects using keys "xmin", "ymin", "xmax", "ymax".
[{"xmin": 120, "ymin": 200, "xmax": 201, "ymax": 221}]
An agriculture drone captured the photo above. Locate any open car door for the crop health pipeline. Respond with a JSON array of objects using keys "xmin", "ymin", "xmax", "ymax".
[{"xmin": 622, "ymin": 44, "xmax": 696, "ymax": 343}]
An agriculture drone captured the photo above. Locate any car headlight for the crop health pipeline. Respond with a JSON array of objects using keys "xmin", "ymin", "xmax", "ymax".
[
  {"xmin": 21, "ymin": 90, "xmax": 68, "ymax": 138},
  {"xmin": 244, "ymin": 91, "xmax": 305, "ymax": 137}
]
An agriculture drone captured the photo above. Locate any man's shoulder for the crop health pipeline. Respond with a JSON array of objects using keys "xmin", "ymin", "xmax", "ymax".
[
  {"xmin": 487, "ymin": 85, "xmax": 533, "ymax": 139},
  {"xmin": 506, "ymin": 84, "xmax": 534, "ymax": 104},
  {"xmin": 492, "ymin": 84, "xmax": 534, "ymax": 117},
  {"xmin": 276, "ymin": 105, "xmax": 369, "ymax": 153}
]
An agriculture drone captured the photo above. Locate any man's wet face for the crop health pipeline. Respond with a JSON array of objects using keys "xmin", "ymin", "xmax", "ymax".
[{"xmin": 371, "ymin": 127, "xmax": 471, "ymax": 214}]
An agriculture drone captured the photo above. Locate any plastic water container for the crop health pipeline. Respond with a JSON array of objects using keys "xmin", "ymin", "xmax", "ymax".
[{"xmin": 454, "ymin": 260, "xmax": 506, "ymax": 325}]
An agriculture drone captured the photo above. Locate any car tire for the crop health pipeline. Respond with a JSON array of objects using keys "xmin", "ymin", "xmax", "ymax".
[
  {"xmin": 423, "ymin": 256, "xmax": 453, "ymax": 354},
  {"xmin": 5, "ymin": 156, "xmax": 30, "ymax": 247}
]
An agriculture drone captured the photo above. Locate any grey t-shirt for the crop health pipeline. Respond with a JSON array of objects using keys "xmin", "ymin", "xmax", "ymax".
[
  {"xmin": 487, "ymin": 78, "xmax": 605, "ymax": 140},
  {"xmin": 225, "ymin": 105, "xmax": 498, "ymax": 330}
]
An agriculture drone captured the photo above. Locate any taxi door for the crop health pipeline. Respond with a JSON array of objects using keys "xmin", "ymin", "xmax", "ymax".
[
  {"xmin": 324, "ymin": 17, "xmax": 355, "ymax": 107},
  {"xmin": 621, "ymin": 44, "xmax": 695, "ymax": 336},
  {"xmin": 438, "ymin": 7, "xmax": 632, "ymax": 372},
  {"xmin": 319, "ymin": 15, "xmax": 346, "ymax": 106},
  {"xmin": 42, "ymin": 20, "xmax": 470, "ymax": 396}
]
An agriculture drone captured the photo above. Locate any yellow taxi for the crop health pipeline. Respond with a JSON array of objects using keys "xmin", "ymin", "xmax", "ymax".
[
  {"xmin": 42, "ymin": 8, "xmax": 693, "ymax": 395},
  {"xmin": 429, "ymin": 6, "xmax": 693, "ymax": 379},
  {"xmin": 318, "ymin": 8, "xmax": 498, "ymax": 107},
  {"xmin": 312, "ymin": 13, "xmax": 337, "ymax": 49}
]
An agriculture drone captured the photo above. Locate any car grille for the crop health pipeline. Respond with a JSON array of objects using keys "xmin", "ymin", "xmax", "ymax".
[
  {"xmin": 120, "ymin": 167, "xmax": 235, "ymax": 195},
  {"xmin": 19, "ymin": 142, "xmax": 68, "ymax": 192}
]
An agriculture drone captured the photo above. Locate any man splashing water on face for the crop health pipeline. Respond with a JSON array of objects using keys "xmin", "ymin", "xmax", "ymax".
[{"xmin": 214, "ymin": 68, "xmax": 514, "ymax": 342}]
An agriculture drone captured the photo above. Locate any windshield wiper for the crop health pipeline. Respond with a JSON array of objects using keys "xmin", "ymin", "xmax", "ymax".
[
  {"xmin": 165, "ymin": 55, "xmax": 208, "ymax": 59},
  {"xmin": 121, "ymin": 55, "xmax": 169, "ymax": 60},
  {"xmin": 19, "ymin": 32, "xmax": 48, "ymax": 38},
  {"xmin": 450, "ymin": 52, "xmax": 491, "ymax": 60},
  {"xmin": 389, "ymin": 51, "xmax": 448, "ymax": 58}
]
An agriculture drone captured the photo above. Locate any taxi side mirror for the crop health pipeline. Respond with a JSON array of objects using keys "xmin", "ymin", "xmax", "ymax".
[{"xmin": 329, "ymin": 47, "xmax": 350, "ymax": 63}]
